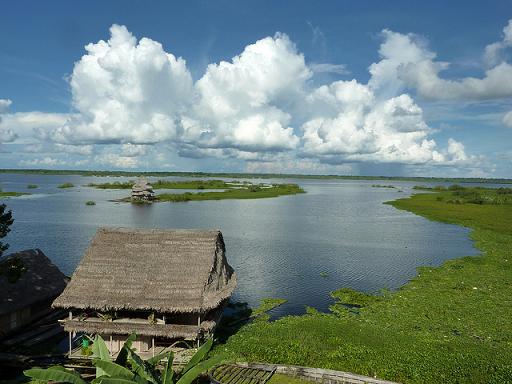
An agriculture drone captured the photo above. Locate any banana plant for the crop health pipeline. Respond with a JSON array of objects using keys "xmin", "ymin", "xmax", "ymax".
[{"xmin": 24, "ymin": 334, "xmax": 221, "ymax": 384}]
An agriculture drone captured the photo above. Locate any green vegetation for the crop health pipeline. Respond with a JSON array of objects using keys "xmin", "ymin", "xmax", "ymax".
[
  {"xmin": 26, "ymin": 184, "xmax": 38, "ymax": 189},
  {"xmin": 268, "ymin": 374, "xmax": 314, "ymax": 384},
  {"xmin": 0, "ymin": 191, "xmax": 29, "ymax": 198},
  {"xmin": 89, "ymin": 179, "xmax": 232, "ymax": 190},
  {"xmin": 0, "ymin": 203, "xmax": 13, "ymax": 258},
  {"xmin": 217, "ymin": 187, "xmax": 512, "ymax": 383},
  {"xmin": 1, "ymin": 168, "xmax": 511, "ymax": 184},
  {"xmin": 24, "ymin": 334, "xmax": 220, "ymax": 384},
  {"xmin": 57, "ymin": 182, "xmax": 74, "ymax": 189},
  {"xmin": 154, "ymin": 184, "xmax": 304, "ymax": 202},
  {"xmin": 371, "ymin": 184, "xmax": 396, "ymax": 189},
  {"xmin": 85, "ymin": 200, "xmax": 96, "ymax": 206}
]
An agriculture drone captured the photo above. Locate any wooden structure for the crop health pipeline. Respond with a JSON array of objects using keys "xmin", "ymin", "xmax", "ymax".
[
  {"xmin": 52, "ymin": 228, "xmax": 236, "ymax": 358},
  {"xmin": 0, "ymin": 249, "xmax": 68, "ymax": 338},
  {"xmin": 131, "ymin": 177, "xmax": 154, "ymax": 201},
  {"xmin": 210, "ymin": 364, "xmax": 276, "ymax": 384},
  {"xmin": 232, "ymin": 363, "xmax": 400, "ymax": 384}
]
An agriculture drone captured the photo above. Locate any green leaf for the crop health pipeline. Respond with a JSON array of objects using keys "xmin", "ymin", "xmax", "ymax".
[
  {"xmin": 93, "ymin": 359, "xmax": 135, "ymax": 379},
  {"xmin": 24, "ymin": 367, "xmax": 87, "ymax": 384},
  {"xmin": 91, "ymin": 377, "xmax": 141, "ymax": 384},
  {"xmin": 128, "ymin": 348, "xmax": 160, "ymax": 384},
  {"xmin": 93, "ymin": 334, "xmax": 112, "ymax": 377},
  {"xmin": 162, "ymin": 352, "xmax": 175, "ymax": 384},
  {"xmin": 116, "ymin": 333, "xmax": 137, "ymax": 366},
  {"xmin": 176, "ymin": 356, "xmax": 222, "ymax": 384},
  {"xmin": 146, "ymin": 350, "xmax": 171, "ymax": 366},
  {"xmin": 181, "ymin": 339, "xmax": 213, "ymax": 375}
]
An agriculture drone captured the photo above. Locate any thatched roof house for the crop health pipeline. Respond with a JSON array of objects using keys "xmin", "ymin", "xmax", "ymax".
[
  {"xmin": 0, "ymin": 249, "xmax": 67, "ymax": 337},
  {"xmin": 53, "ymin": 228, "xmax": 236, "ymax": 357},
  {"xmin": 131, "ymin": 177, "xmax": 154, "ymax": 201}
]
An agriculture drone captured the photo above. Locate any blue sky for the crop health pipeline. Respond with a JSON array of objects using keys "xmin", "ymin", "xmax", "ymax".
[{"xmin": 0, "ymin": 1, "xmax": 511, "ymax": 177}]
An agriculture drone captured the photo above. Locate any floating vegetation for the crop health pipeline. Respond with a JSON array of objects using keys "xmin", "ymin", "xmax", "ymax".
[
  {"xmin": 57, "ymin": 182, "xmax": 74, "ymax": 189},
  {"xmin": 85, "ymin": 200, "xmax": 96, "ymax": 206},
  {"xmin": 26, "ymin": 184, "xmax": 38, "ymax": 189}
]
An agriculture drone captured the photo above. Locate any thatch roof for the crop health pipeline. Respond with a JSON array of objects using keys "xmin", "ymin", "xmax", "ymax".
[
  {"xmin": 132, "ymin": 178, "xmax": 154, "ymax": 193},
  {"xmin": 53, "ymin": 228, "xmax": 236, "ymax": 313},
  {"xmin": 0, "ymin": 249, "xmax": 68, "ymax": 315}
]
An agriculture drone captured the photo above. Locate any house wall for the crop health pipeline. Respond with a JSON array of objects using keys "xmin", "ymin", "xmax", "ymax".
[
  {"xmin": 102, "ymin": 334, "xmax": 152, "ymax": 354},
  {"xmin": 0, "ymin": 298, "xmax": 55, "ymax": 336}
]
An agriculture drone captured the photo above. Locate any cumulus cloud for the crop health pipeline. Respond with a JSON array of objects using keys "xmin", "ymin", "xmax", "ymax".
[
  {"xmin": 36, "ymin": 24, "xmax": 477, "ymax": 168},
  {"xmin": 53, "ymin": 24, "xmax": 193, "ymax": 145},
  {"xmin": 484, "ymin": 19, "xmax": 512, "ymax": 67},
  {"xmin": 310, "ymin": 63, "xmax": 350, "ymax": 75},
  {"xmin": 371, "ymin": 21, "xmax": 512, "ymax": 101},
  {"xmin": 0, "ymin": 99, "xmax": 18, "ymax": 143}
]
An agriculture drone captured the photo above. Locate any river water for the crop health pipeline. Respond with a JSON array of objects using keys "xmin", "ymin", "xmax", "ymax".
[{"xmin": 0, "ymin": 174, "xmax": 483, "ymax": 316}]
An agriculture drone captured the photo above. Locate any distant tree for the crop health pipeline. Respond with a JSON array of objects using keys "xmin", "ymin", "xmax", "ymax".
[{"xmin": 0, "ymin": 204, "xmax": 14, "ymax": 258}]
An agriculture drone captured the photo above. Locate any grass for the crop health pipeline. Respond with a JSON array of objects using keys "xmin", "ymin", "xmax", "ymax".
[
  {"xmin": 216, "ymin": 186, "xmax": 512, "ymax": 383},
  {"xmin": 57, "ymin": 182, "xmax": 74, "ymax": 189},
  {"xmin": 0, "ymin": 191, "xmax": 30, "ymax": 198},
  {"xmin": 26, "ymin": 184, "xmax": 38, "ymax": 189},
  {"xmin": 154, "ymin": 184, "xmax": 304, "ymax": 202},
  {"xmin": 268, "ymin": 374, "xmax": 314, "ymax": 384}
]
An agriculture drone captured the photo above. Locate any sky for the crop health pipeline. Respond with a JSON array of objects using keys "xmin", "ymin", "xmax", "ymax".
[{"xmin": 0, "ymin": 1, "xmax": 511, "ymax": 177}]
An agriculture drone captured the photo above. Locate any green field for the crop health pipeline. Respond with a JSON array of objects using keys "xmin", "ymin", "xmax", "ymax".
[
  {"xmin": 154, "ymin": 183, "xmax": 304, "ymax": 202},
  {"xmin": 217, "ymin": 187, "xmax": 512, "ymax": 383},
  {"xmin": 0, "ymin": 191, "xmax": 30, "ymax": 199}
]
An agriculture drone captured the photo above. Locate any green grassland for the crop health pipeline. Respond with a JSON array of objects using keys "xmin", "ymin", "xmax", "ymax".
[
  {"xmin": 154, "ymin": 183, "xmax": 304, "ymax": 202},
  {"xmin": 0, "ymin": 191, "xmax": 30, "ymax": 198},
  {"xmin": 216, "ymin": 187, "xmax": 512, "ymax": 383}
]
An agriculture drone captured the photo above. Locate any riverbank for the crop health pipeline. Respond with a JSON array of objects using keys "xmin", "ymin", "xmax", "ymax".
[
  {"xmin": 1, "ymin": 168, "xmax": 511, "ymax": 184},
  {"xmin": 217, "ymin": 187, "xmax": 512, "ymax": 383},
  {"xmin": 0, "ymin": 191, "xmax": 29, "ymax": 199}
]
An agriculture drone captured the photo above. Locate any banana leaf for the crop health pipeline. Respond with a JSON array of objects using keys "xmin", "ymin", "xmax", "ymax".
[
  {"xmin": 176, "ymin": 355, "xmax": 223, "ymax": 384},
  {"xmin": 24, "ymin": 366, "xmax": 87, "ymax": 384},
  {"xmin": 115, "ymin": 333, "xmax": 137, "ymax": 366},
  {"xmin": 161, "ymin": 352, "xmax": 174, "ymax": 384},
  {"xmin": 128, "ymin": 348, "xmax": 160, "ymax": 384},
  {"xmin": 180, "ymin": 339, "xmax": 213, "ymax": 375},
  {"xmin": 93, "ymin": 359, "xmax": 136, "ymax": 379}
]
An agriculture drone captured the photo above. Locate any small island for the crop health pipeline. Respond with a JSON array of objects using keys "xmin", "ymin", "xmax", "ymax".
[{"xmin": 88, "ymin": 179, "xmax": 305, "ymax": 202}]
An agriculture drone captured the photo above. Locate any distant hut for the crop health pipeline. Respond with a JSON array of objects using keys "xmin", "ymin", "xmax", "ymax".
[
  {"xmin": 131, "ymin": 177, "xmax": 154, "ymax": 201},
  {"xmin": 0, "ymin": 249, "xmax": 68, "ymax": 338},
  {"xmin": 53, "ymin": 228, "xmax": 236, "ymax": 358}
]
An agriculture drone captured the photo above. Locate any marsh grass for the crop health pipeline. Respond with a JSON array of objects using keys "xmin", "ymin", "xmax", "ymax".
[
  {"xmin": 217, "ymin": 187, "xmax": 512, "ymax": 383},
  {"xmin": 57, "ymin": 182, "xmax": 74, "ymax": 189}
]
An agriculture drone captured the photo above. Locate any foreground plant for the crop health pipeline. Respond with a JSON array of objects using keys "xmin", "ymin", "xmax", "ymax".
[{"xmin": 24, "ymin": 334, "xmax": 221, "ymax": 384}]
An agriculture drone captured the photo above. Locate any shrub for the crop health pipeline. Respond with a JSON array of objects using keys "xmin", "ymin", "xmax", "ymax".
[{"xmin": 58, "ymin": 182, "xmax": 74, "ymax": 189}]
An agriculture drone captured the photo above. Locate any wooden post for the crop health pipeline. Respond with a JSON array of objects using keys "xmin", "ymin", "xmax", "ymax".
[
  {"xmin": 110, "ymin": 335, "xmax": 113, "ymax": 356},
  {"xmin": 68, "ymin": 311, "xmax": 72, "ymax": 357},
  {"xmin": 152, "ymin": 337, "xmax": 155, "ymax": 357}
]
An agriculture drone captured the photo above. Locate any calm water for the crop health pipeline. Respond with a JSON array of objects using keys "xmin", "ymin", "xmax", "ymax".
[{"xmin": 0, "ymin": 174, "xmax": 482, "ymax": 316}]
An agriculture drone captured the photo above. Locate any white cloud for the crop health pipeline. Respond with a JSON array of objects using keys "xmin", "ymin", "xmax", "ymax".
[
  {"xmin": 19, "ymin": 157, "xmax": 65, "ymax": 167},
  {"xmin": 121, "ymin": 143, "xmax": 148, "ymax": 157},
  {"xmin": 23, "ymin": 24, "xmax": 477, "ymax": 168},
  {"xmin": 310, "ymin": 63, "xmax": 350, "ymax": 75},
  {"xmin": 0, "ymin": 99, "xmax": 12, "ymax": 114},
  {"xmin": 484, "ymin": 19, "xmax": 512, "ymax": 67},
  {"xmin": 53, "ymin": 24, "xmax": 193, "ymax": 145},
  {"xmin": 370, "ymin": 21, "xmax": 512, "ymax": 101},
  {"xmin": 503, "ymin": 111, "xmax": 512, "ymax": 128},
  {"xmin": 95, "ymin": 153, "xmax": 139, "ymax": 168},
  {"xmin": 0, "ymin": 99, "xmax": 17, "ymax": 143},
  {"xmin": 1, "ymin": 111, "xmax": 68, "ymax": 143}
]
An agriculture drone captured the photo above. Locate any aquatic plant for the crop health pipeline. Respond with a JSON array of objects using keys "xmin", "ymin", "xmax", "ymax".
[{"xmin": 58, "ymin": 182, "xmax": 75, "ymax": 189}]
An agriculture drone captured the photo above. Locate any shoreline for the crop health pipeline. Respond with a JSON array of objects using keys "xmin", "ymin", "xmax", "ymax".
[{"xmin": 217, "ymin": 187, "xmax": 512, "ymax": 383}]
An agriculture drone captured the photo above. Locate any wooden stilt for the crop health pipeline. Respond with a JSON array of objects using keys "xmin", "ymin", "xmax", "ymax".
[{"xmin": 152, "ymin": 337, "xmax": 155, "ymax": 357}]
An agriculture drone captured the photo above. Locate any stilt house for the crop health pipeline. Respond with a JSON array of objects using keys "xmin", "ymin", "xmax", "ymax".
[{"xmin": 52, "ymin": 228, "xmax": 236, "ymax": 358}]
